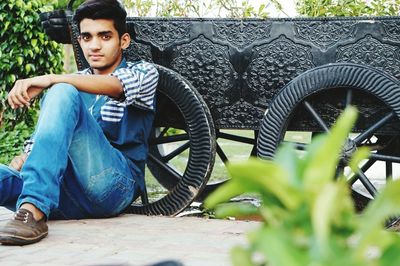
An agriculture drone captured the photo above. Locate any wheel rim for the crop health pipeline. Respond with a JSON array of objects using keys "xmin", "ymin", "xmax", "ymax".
[{"xmin": 279, "ymin": 87, "xmax": 400, "ymax": 211}]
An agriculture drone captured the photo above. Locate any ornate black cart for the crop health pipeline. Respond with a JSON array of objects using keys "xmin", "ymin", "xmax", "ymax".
[{"xmin": 41, "ymin": 6, "xmax": 400, "ymax": 215}]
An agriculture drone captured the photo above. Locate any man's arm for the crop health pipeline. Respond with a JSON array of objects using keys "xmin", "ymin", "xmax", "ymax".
[
  {"xmin": 9, "ymin": 153, "xmax": 27, "ymax": 171},
  {"xmin": 8, "ymin": 74, "xmax": 123, "ymax": 109}
]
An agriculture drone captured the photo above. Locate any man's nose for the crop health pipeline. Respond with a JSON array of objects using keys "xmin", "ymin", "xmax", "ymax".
[{"xmin": 89, "ymin": 38, "xmax": 101, "ymax": 50}]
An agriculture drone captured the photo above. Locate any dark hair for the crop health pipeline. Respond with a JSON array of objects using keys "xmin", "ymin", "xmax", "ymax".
[{"xmin": 73, "ymin": 0, "xmax": 127, "ymax": 37}]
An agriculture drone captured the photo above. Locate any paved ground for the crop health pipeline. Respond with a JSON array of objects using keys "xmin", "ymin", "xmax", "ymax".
[{"xmin": 0, "ymin": 207, "xmax": 259, "ymax": 266}]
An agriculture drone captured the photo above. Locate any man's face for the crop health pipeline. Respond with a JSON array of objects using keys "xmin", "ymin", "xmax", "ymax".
[{"xmin": 78, "ymin": 18, "xmax": 130, "ymax": 75}]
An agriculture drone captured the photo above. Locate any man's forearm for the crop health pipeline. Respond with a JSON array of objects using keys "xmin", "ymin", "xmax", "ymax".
[
  {"xmin": 51, "ymin": 74, "xmax": 123, "ymax": 98},
  {"xmin": 8, "ymin": 72, "xmax": 124, "ymax": 109}
]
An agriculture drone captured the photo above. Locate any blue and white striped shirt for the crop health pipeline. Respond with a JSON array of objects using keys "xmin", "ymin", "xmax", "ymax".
[{"xmin": 80, "ymin": 60, "xmax": 158, "ymax": 117}]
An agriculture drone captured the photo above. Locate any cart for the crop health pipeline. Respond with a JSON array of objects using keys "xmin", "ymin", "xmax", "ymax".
[{"xmin": 40, "ymin": 5, "xmax": 400, "ymax": 215}]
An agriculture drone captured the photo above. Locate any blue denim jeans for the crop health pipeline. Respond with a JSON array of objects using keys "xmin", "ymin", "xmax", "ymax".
[{"xmin": 0, "ymin": 83, "xmax": 139, "ymax": 219}]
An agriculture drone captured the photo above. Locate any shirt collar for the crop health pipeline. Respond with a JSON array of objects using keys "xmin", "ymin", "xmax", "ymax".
[{"xmin": 114, "ymin": 57, "xmax": 128, "ymax": 72}]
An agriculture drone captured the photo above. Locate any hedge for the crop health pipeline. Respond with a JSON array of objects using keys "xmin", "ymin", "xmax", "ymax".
[{"xmin": 0, "ymin": 0, "xmax": 64, "ymax": 163}]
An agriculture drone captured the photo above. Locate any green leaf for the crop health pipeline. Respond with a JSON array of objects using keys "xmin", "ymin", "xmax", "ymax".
[
  {"xmin": 231, "ymin": 246, "xmax": 253, "ymax": 266},
  {"xmin": 25, "ymin": 63, "xmax": 31, "ymax": 73},
  {"xmin": 311, "ymin": 181, "xmax": 351, "ymax": 255},
  {"xmin": 31, "ymin": 39, "xmax": 37, "ymax": 47},
  {"xmin": 227, "ymin": 159, "xmax": 302, "ymax": 210},
  {"xmin": 303, "ymin": 106, "xmax": 358, "ymax": 197},
  {"xmin": 3, "ymin": 21, "xmax": 10, "ymax": 31},
  {"xmin": 348, "ymin": 146, "xmax": 370, "ymax": 174},
  {"xmin": 274, "ymin": 142, "xmax": 304, "ymax": 187},
  {"xmin": 17, "ymin": 56, "xmax": 23, "ymax": 66},
  {"xmin": 255, "ymin": 227, "xmax": 308, "ymax": 266},
  {"xmin": 380, "ymin": 239, "xmax": 400, "ymax": 266},
  {"xmin": 357, "ymin": 180, "xmax": 400, "ymax": 254},
  {"xmin": 366, "ymin": 180, "xmax": 400, "ymax": 223},
  {"xmin": 7, "ymin": 74, "xmax": 16, "ymax": 84},
  {"xmin": 204, "ymin": 180, "xmax": 246, "ymax": 208}
]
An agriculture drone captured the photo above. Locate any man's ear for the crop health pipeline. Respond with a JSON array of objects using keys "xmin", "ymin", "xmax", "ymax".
[{"xmin": 121, "ymin": 33, "xmax": 131, "ymax": 50}]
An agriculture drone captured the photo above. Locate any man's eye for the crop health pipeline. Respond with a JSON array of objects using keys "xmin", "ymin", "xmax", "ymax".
[
  {"xmin": 102, "ymin": 35, "xmax": 111, "ymax": 40},
  {"xmin": 81, "ymin": 35, "xmax": 91, "ymax": 41}
]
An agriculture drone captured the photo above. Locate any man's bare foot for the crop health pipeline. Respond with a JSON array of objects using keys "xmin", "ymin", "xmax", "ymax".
[{"xmin": 20, "ymin": 203, "xmax": 45, "ymax": 221}]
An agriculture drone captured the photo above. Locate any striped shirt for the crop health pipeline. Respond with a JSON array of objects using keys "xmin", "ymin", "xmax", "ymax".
[
  {"xmin": 24, "ymin": 60, "xmax": 159, "ymax": 154},
  {"xmin": 80, "ymin": 60, "xmax": 158, "ymax": 112}
]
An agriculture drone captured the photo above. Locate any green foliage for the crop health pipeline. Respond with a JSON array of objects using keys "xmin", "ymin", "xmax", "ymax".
[
  {"xmin": 205, "ymin": 107, "xmax": 400, "ymax": 266},
  {"xmin": 0, "ymin": 0, "xmax": 64, "ymax": 163},
  {"xmin": 0, "ymin": 109, "xmax": 38, "ymax": 164},
  {"xmin": 214, "ymin": 0, "xmax": 269, "ymax": 18},
  {"xmin": 156, "ymin": 0, "xmax": 201, "ymax": 17},
  {"xmin": 296, "ymin": 0, "xmax": 400, "ymax": 17},
  {"xmin": 124, "ymin": 0, "xmax": 154, "ymax": 17},
  {"xmin": 47, "ymin": 0, "xmax": 84, "ymax": 9},
  {"xmin": 123, "ymin": 0, "xmax": 284, "ymax": 18}
]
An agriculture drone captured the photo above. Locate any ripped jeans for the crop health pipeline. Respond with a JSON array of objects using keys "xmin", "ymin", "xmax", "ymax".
[{"xmin": 0, "ymin": 83, "xmax": 139, "ymax": 219}]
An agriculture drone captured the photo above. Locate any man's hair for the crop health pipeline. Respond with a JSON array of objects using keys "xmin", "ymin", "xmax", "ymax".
[{"xmin": 73, "ymin": 0, "xmax": 127, "ymax": 37}]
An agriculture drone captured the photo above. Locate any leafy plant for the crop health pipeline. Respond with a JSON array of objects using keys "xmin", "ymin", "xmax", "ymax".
[
  {"xmin": 296, "ymin": 0, "xmax": 400, "ymax": 17},
  {"xmin": 42, "ymin": 0, "xmax": 85, "ymax": 9},
  {"xmin": 124, "ymin": 0, "xmax": 154, "ymax": 17},
  {"xmin": 123, "ymin": 0, "xmax": 284, "ymax": 18},
  {"xmin": 205, "ymin": 106, "xmax": 400, "ymax": 266},
  {"xmin": 0, "ymin": 0, "xmax": 64, "ymax": 163}
]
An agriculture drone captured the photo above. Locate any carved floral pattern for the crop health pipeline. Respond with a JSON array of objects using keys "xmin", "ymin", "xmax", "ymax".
[
  {"xmin": 124, "ymin": 41, "xmax": 153, "ymax": 62},
  {"xmin": 294, "ymin": 21, "xmax": 357, "ymax": 50},
  {"xmin": 212, "ymin": 21, "xmax": 272, "ymax": 49},
  {"xmin": 337, "ymin": 35, "xmax": 400, "ymax": 79},
  {"xmin": 170, "ymin": 35, "xmax": 238, "ymax": 116},
  {"xmin": 133, "ymin": 21, "xmax": 191, "ymax": 51},
  {"xmin": 217, "ymin": 100, "xmax": 264, "ymax": 129},
  {"xmin": 382, "ymin": 20, "xmax": 400, "ymax": 42},
  {"xmin": 244, "ymin": 35, "xmax": 315, "ymax": 108}
]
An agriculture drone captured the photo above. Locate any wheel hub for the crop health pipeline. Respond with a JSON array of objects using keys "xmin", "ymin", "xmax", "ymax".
[{"xmin": 341, "ymin": 138, "xmax": 357, "ymax": 163}]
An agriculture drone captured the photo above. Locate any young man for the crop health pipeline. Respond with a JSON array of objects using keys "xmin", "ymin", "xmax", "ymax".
[{"xmin": 0, "ymin": 0, "xmax": 158, "ymax": 245}]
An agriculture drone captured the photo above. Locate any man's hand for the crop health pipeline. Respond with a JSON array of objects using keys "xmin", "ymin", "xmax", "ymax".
[
  {"xmin": 8, "ymin": 75, "xmax": 54, "ymax": 109},
  {"xmin": 9, "ymin": 153, "xmax": 28, "ymax": 171}
]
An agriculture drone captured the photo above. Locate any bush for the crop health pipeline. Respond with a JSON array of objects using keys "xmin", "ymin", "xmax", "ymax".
[
  {"xmin": 296, "ymin": 0, "xmax": 400, "ymax": 17},
  {"xmin": 0, "ymin": 0, "xmax": 64, "ymax": 163},
  {"xmin": 46, "ymin": 0, "xmax": 84, "ymax": 9},
  {"xmin": 123, "ymin": 0, "xmax": 283, "ymax": 18},
  {"xmin": 205, "ymin": 107, "xmax": 400, "ymax": 266}
]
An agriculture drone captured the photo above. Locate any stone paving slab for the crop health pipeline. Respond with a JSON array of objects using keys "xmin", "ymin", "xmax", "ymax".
[{"xmin": 0, "ymin": 207, "xmax": 259, "ymax": 266}]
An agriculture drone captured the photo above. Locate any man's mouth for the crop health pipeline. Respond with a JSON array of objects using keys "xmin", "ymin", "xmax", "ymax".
[{"xmin": 89, "ymin": 54, "xmax": 104, "ymax": 60}]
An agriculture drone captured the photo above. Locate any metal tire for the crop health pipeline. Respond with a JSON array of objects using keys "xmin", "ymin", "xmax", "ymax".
[
  {"xmin": 258, "ymin": 63, "xmax": 400, "ymax": 159},
  {"xmin": 257, "ymin": 63, "xmax": 400, "ymax": 211},
  {"xmin": 127, "ymin": 65, "xmax": 216, "ymax": 216}
]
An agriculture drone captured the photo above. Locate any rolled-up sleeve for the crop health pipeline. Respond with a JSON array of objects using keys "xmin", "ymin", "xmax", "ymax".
[
  {"xmin": 23, "ymin": 139, "xmax": 34, "ymax": 154},
  {"xmin": 111, "ymin": 62, "xmax": 159, "ymax": 111}
]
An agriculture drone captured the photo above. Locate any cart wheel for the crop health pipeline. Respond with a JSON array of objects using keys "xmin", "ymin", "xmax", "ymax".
[
  {"xmin": 126, "ymin": 65, "xmax": 216, "ymax": 216},
  {"xmin": 258, "ymin": 63, "xmax": 400, "ymax": 211}
]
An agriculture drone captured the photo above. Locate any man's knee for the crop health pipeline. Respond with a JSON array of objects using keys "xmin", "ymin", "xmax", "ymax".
[{"xmin": 41, "ymin": 83, "xmax": 80, "ymax": 108}]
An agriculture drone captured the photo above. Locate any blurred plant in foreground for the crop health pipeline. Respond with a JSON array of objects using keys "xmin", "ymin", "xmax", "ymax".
[{"xmin": 206, "ymin": 106, "xmax": 400, "ymax": 266}]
